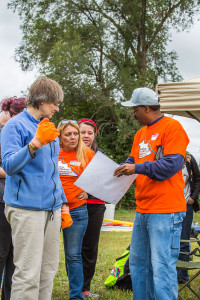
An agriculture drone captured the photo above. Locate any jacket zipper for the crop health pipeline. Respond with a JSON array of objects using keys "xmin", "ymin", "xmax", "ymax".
[
  {"xmin": 50, "ymin": 142, "xmax": 57, "ymax": 220},
  {"xmin": 17, "ymin": 179, "xmax": 22, "ymax": 201}
]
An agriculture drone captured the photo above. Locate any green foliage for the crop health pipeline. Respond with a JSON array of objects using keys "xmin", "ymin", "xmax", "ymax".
[
  {"xmin": 10, "ymin": 0, "xmax": 200, "ymax": 85},
  {"xmin": 8, "ymin": 0, "xmax": 200, "ymax": 208}
]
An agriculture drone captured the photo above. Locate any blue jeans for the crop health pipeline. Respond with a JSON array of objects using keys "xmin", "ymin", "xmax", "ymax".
[
  {"xmin": 129, "ymin": 212, "xmax": 185, "ymax": 300},
  {"xmin": 177, "ymin": 203, "xmax": 193, "ymax": 281},
  {"xmin": 63, "ymin": 204, "xmax": 88, "ymax": 300}
]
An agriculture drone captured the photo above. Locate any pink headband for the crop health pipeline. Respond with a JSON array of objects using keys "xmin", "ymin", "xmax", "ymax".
[{"xmin": 78, "ymin": 118, "xmax": 97, "ymax": 133}]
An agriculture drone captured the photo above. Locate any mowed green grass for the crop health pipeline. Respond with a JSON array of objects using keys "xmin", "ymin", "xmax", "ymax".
[{"xmin": 52, "ymin": 209, "xmax": 200, "ymax": 299}]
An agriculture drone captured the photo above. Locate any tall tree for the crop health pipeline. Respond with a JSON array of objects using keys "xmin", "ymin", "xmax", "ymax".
[
  {"xmin": 9, "ymin": 0, "xmax": 200, "ymax": 89},
  {"xmin": 9, "ymin": 0, "xmax": 200, "ymax": 115},
  {"xmin": 9, "ymin": 0, "xmax": 200, "ymax": 137}
]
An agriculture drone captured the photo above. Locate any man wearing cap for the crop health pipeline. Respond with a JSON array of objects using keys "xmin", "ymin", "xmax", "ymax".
[{"xmin": 114, "ymin": 87, "xmax": 189, "ymax": 300}]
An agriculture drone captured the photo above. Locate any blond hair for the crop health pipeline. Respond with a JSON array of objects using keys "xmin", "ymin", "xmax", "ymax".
[{"xmin": 57, "ymin": 120, "xmax": 89, "ymax": 169}]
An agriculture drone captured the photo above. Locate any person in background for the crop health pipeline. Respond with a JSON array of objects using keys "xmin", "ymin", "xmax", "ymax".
[
  {"xmin": 177, "ymin": 151, "xmax": 200, "ymax": 283},
  {"xmin": 57, "ymin": 120, "xmax": 95, "ymax": 300},
  {"xmin": 78, "ymin": 119, "xmax": 106, "ymax": 298},
  {"xmin": 114, "ymin": 87, "xmax": 189, "ymax": 300},
  {"xmin": 0, "ymin": 97, "xmax": 26, "ymax": 300},
  {"xmin": 1, "ymin": 77, "xmax": 67, "ymax": 300},
  {"xmin": 0, "ymin": 111, "xmax": 11, "ymax": 299},
  {"xmin": 0, "ymin": 111, "xmax": 10, "ymax": 125},
  {"xmin": 1, "ymin": 97, "xmax": 26, "ymax": 117}
]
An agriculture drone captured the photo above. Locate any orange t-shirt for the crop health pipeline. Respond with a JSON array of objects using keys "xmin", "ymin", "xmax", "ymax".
[
  {"xmin": 130, "ymin": 116, "xmax": 189, "ymax": 213},
  {"xmin": 58, "ymin": 148, "xmax": 95, "ymax": 210}
]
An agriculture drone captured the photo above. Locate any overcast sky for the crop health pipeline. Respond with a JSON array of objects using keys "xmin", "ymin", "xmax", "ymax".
[
  {"xmin": 168, "ymin": 18, "xmax": 200, "ymax": 81},
  {"xmin": 1, "ymin": 0, "xmax": 200, "ymax": 99},
  {"xmin": 0, "ymin": 0, "xmax": 37, "ymax": 99},
  {"xmin": 1, "ymin": 0, "xmax": 200, "ymax": 163}
]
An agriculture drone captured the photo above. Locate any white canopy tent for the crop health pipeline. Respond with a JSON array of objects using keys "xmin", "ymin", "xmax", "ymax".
[
  {"xmin": 156, "ymin": 76, "xmax": 200, "ymax": 122},
  {"xmin": 156, "ymin": 77, "xmax": 200, "ymax": 165}
]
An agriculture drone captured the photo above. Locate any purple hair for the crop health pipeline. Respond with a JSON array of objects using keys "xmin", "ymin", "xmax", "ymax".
[{"xmin": 1, "ymin": 97, "xmax": 26, "ymax": 116}]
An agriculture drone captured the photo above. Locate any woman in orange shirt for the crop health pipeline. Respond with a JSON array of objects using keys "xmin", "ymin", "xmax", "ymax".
[{"xmin": 57, "ymin": 120, "xmax": 94, "ymax": 300}]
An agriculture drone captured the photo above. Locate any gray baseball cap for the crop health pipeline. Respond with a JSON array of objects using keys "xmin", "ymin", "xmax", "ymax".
[{"xmin": 121, "ymin": 87, "xmax": 160, "ymax": 107}]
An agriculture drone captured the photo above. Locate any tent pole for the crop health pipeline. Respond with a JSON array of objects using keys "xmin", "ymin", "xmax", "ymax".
[{"xmin": 186, "ymin": 111, "xmax": 200, "ymax": 122}]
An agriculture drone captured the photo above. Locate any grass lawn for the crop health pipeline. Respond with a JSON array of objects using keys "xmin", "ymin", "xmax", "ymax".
[{"xmin": 52, "ymin": 209, "xmax": 200, "ymax": 299}]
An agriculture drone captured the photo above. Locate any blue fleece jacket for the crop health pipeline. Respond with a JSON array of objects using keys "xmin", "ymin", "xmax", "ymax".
[{"xmin": 1, "ymin": 109, "xmax": 67, "ymax": 211}]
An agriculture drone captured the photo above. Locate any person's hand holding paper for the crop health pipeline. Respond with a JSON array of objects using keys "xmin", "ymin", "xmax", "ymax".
[
  {"xmin": 114, "ymin": 163, "xmax": 136, "ymax": 178},
  {"xmin": 74, "ymin": 151, "xmax": 137, "ymax": 205}
]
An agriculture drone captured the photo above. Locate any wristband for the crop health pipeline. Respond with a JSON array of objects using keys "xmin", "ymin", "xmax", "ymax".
[{"xmin": 28, "ymin": 142, "xmax": 38, "ymax": 151}]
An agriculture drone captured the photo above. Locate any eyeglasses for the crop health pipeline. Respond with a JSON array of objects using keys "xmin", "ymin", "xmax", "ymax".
[
  {"xmin": 132, "ymin": 106, "xmax": 142, "ymax": 113},
  {"xmin": 60, "ymin": 120, "xmax": 77, "ymax": 126}
]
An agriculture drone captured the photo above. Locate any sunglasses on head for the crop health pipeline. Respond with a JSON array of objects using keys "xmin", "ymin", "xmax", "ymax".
[{"xmin": 60, "ymin": 120, "xmax": 77, "ymax": 126}]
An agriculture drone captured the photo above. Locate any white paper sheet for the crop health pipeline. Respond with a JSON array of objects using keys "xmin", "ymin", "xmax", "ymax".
[{"xmin": 74, "ymin": 151, "xmax": 137, "ymax": 204}]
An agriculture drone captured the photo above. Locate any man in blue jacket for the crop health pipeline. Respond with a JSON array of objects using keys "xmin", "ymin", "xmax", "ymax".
[{"xmin": 1, "ymin": 77, "xmax": 68, "ymax": 300}]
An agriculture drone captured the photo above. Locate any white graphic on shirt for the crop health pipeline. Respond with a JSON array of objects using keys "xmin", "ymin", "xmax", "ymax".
[
  {"xmin": 138, "ymin": 138, "xmax": 154, "ymax": 158},
  {"xmin": 70, "ymin": 160, "xmax": 81, "ymax": 166},
  {"xmin": 151, "ymin": 133, "xmax": 159, "ymax": 141},
  {"xmin": 58, "ymin": 159, "xmax": 80, "ymax": 176}
]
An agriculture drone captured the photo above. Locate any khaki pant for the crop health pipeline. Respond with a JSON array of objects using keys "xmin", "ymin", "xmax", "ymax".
[{"xmin": 5, "ymin": 205, "xmax": 61, "ymax": 300}]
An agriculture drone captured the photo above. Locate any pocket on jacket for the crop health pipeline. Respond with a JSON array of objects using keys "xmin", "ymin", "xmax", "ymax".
[{"xmin": 12, "ymin": 174, "xmax": 44, "ymax": 209}]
